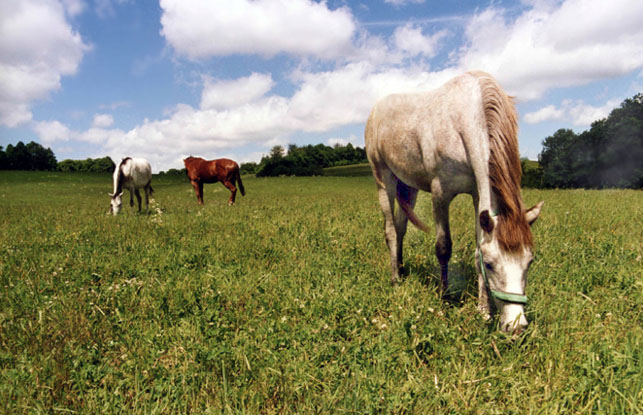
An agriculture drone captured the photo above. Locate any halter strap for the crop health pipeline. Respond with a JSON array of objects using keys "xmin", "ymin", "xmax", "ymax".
[{"xmin": 479, "ymin": 210, "xmax": 528, "ymax": 305}]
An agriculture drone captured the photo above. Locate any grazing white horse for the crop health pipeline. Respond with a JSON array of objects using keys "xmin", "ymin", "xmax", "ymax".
[
  {"xmin": 365, "ymin": 71, "xmax": 543, "ymax": 333},
  {"xmin": 109, "ymin": 157, "xmax": 153, "ymax": 215}
]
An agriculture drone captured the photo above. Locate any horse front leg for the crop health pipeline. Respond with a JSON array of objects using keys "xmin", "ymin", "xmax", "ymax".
[
  {"xmin": 191, "ymin": 180, "xmax": 204, "ymax": 205},
  {"xmin": 431, "ymin": 185, "xmax": 453, "ymax": 297},
  {"xmin": 472, "ymin": 194, "xmax": 492, "ymax": 320}
]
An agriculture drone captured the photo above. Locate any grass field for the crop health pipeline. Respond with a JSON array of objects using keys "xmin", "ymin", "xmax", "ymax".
[{"xmin": 0, "ymin": 169, "xmax": 641, "ymax": 414}]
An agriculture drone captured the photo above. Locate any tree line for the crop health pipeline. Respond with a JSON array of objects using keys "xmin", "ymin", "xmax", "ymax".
[
  {"xmin": 534, "ymin": 93, "xmax": 643, "ymax": 189},
  {"xmin": 4, "ymin": 91, "xmax": 641, "ymax": 188},
  {"xmin": 0, "ymin": 141, "xmax": 116, "ymax": 172},
  {"xmin": 244, "ymin": 143, "xmax": 368, "ymax": 177}
]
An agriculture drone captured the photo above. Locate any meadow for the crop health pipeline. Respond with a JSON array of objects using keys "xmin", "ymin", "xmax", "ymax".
[{"xmin": 0, "ymin": 168, "xmax": 641, "ymax": 414}]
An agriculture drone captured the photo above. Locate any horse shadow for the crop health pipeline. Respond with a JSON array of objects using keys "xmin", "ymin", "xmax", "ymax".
[{"xmin": 405, "ymin": 259, "xmax": 478, "ymax": 307}]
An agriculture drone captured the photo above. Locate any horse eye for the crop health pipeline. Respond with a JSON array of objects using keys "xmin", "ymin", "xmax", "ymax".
[{"xmin": 484, "ymin": 262, "xmax": 493, "ymax": 271}]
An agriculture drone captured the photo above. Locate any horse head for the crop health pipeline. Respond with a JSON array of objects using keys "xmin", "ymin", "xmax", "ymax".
[
  {"xmin": 478, "ymin": 201, "xmax": 543, "ymax": 333},
  {"xmin": 108, "ymin": 191, "xmax": 124, "ymax": 215}
]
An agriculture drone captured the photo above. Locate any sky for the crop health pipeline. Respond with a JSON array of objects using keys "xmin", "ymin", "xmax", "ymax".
[{"xmin": 1, "ymin": 0, "xmax": 642, "ymax": 172}]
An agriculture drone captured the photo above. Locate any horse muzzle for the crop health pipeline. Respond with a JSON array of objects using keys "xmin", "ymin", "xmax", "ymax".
[{"xmin": 499, "ymin": 303, "xmax": 528, "ymax": 334}]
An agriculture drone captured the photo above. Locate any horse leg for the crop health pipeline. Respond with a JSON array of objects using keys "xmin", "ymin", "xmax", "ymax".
[
  {"xmin": 472, "ymin": 193, "xmax": 492, "ymax": 319},
  {"xmin": 395, "ymin": 180, "xmax": 418, "ymax": 276},
  {"xmin": 223, "ymin": 181, "xmax": 237, "ymax": 206},
  {"xmin": 431, "ymin": 180, "xmax": 453, "ymax": 296},
  {"xmin": 375, "ymin": 169, "xmax": 403, "ymax": 283},
  {"xmin": 135, "ymin": 189, "xmax": 142, "ymax": 212},
  {"xmin": 129, "ymin": 189, "xmax": 134, "ymax": 207},
  {"xmin": 191, "ymin": 180, "xmax": 204, "ymax": 205},
  {"xmin": 144, "ymin": 186, "xmax": 150, "ymax": 211}
]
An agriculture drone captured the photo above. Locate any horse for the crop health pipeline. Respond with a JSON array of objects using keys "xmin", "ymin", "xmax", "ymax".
[
  {"xmin": 365, "ymin": 71, "xmax": 544, "ymax": 333},
  {"xmin": 109, "ymin": 157, "xmax": 153, "ymax": 215},
  {"xmin": 183, "ymin": 156, "xmax": 245, "ymax": 205}
]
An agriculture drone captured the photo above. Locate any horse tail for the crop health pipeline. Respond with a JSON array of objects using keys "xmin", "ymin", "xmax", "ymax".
[
  {"xmin": 396, "ymin": 179, "xmax": 429, "ymax": 233},
  {"xmin": 236, "ymin": 168, "xmax": 245, "ymax": 196}
]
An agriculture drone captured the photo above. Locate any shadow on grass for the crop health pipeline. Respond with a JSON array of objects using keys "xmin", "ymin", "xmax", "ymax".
[{"xmin": 405, "ymin": 259, "xmax": 479, "ymax": 307}]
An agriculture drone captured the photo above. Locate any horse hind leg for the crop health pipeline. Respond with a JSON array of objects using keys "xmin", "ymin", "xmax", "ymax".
[
  {"xmin": 374, "ymin": 168, "xmax": 403, "ymax": 283},
  {"xmin": 134, "ymin": 189, "xmax": 142, "ymax": 211},
  {"xmin": 144, "ymin": 185, "xmax": 150, "ymax": 211},
  {"xmin": 223, "ymin": 181, "xmax": 237, "ymax": 205},
  {"xmin": 395, "ymin": 180, "xmax": 418, "ymax": 276}
]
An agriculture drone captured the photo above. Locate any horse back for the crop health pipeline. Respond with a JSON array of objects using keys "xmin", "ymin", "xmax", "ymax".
[
  {"xmin": 365, "ymin": 75, "xmax": 485, "ymax": 192},
  {"xmin": 185, "ymin": 157, "xmax": 239, "ymax": 183}
]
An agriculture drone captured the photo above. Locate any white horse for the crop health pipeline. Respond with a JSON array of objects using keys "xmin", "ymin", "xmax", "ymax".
[
  {"xmin": 109, "ymin": 157, "xmax": 153, "ymax": 215},
  {"xmin": 365, "ymin": 71, "xmax": 544, "ymax": 333}
]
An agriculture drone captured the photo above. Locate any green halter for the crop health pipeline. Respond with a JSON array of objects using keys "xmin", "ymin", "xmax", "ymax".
[{"xmin": 479, "ymin": 211, "xmax": 528, "ymax": 305}]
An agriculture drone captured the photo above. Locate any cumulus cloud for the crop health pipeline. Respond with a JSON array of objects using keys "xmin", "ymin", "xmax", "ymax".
[
  {"xmin": 384, "ymin": 0, "xmax": 425, "ymax": 5},
  {"xmin": 200, "ymin": 73, "xmax": 275, "ymax": 110},
  {"xmin": 28, "ymin": 0, "xmax": 643, "ymax": 171},
  {"xmin": 0, "ymin": 0, "xmax": 89, "ymax": 127},
  {"xmin": 34, "ymin": 120, "xmax": 72, "ymax": 144},
  {"xmin": 524, "ymin": 98, "xmax": 621, "ymax": 126},
  {"xmin": 160, "ymin": 0, "xmax": 356, "ymax": 59},
  {"xmin": 34, "ymin": 63, "xmax": 457, "ymax": 170},
  {"xmin": 92, "ymin": 113, "xmax": 114, "ymax": 128},
  {"xmin": 61, "ymin": 0, "xmax": 86, "ymax": 17},
  {"xmin": 393, "ymin": 24, "xmax": 447, "ymax": 58},
  {"xmin": 458, "ymin": 0, "xmax": 643, "ymax": 100}
]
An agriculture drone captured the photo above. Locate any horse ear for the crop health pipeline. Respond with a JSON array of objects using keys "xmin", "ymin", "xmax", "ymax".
[
  {"xmin": 525, "ymin": 201, "xmax": 544, "ymax": 226},
  {"xmin": 479, "ymin": 210, "xmax": 494, "ymax": 233},
  {"xmin": 117, "ymin": 191, "xmax": 123, "ymax": 198},
  {"xmin": 108, "ymin": 192, "xmax": 114, "ymax": 197}
]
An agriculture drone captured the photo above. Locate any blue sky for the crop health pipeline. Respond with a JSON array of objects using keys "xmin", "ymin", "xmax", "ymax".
[{"xmin": 1, "ymin": 0, "xmax": 642, "ymax": 171}]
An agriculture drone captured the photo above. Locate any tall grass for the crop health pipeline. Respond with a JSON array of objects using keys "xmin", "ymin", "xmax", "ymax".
[{"xmin": 0, "ymin": 170, "xmax": 641, "ymax": 414}]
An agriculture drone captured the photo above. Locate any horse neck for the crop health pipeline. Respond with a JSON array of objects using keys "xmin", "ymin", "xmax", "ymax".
[{"xmin": 113, "ymin": 161, "xmax": 125, "ymax": 194}]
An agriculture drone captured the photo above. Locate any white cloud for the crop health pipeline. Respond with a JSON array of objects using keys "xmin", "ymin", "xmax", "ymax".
[
  {"xmin": 61, "ymin": 0, "xmax": 86, "ymax": 17},
  {"xmin": 523, "ymin": 105, "xmax": 565, "ymax": 124},
  {"xmin": 160, "ymin": 0, "xmax": 356, "ymax": 60},
  {"xmin": 200, "ymin": 73, "xmax": 275, "ymax": 110},
  {"xmin": 33, "ymin": 64, "xmax": 457, "ymax": 170},
  {"xmin": 0, "ymin": 0, "xmax": 89, "ymax": 127},
  {"xmin": 524, "ymin": 98, "xmax": 621, "ymax": 126},
  {"xmin": 458, "ymin": 0, "xmax": 643, "ymax": 100},
  {"xmin": 34, "ymin": 120, "xmax": 72, "ymax": 144},
  {"xmin": 92, "ymin": 113, "xmax": 114, "ymax": 128},
  {"xmin": 27, "ymin": 0, "xmax": 643, "ymax": 171},
  {"xmin": 384, "ymin": 0, "xmax": 425, "ymax": 5},
  {"xmin": 393, "ymin": 24, "xmax": 447, "ymax": 58}
]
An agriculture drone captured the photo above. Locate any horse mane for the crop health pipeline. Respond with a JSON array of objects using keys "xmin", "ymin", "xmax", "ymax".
[
  {"xmin": 114, "ymin": 157, "xmax": 131, "ymax": 195},
  {"xmin": 473, "ymin": 71, "xmax": 532, "ymax": 251}
]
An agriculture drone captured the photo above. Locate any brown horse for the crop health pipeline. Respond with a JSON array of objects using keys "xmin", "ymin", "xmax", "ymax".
[{"xmin": 183, "ymin": 156, "xmax": 245, "ymax": 205}]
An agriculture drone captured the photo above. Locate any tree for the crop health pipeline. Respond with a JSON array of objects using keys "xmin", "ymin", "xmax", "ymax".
[
  {"xmin": 0, "ymin": 141, "xmax": 57, "ymax": 170},
  {"xmin": 240, "ymin": 162, "xmax": 258, "ymax": 175},
  {"xmin": 537, "ymin": 93, "xmax": 643, "ymax": 189},
  {"xmin": 538, "ymin": 129, "xmax": 579, "ymax": 188}
]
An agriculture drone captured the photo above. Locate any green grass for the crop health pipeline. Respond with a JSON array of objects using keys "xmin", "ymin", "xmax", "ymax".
[
  {"xmin": 323, "ymin": 163, "xmax": 372, "ymax": 177},
  {"xmin": 0, "ymin": 171, "xmax": 641, "ymax": 414}
]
